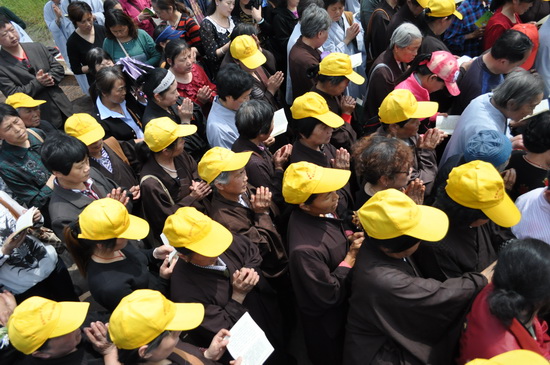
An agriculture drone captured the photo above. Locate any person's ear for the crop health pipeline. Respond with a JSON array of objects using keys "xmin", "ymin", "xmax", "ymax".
[
  {"xmin": 387, "ymin": 123, "xmax": 399, "ymax": 136},
  {"xmin": 51, "ymin": 170, "xmax": 63, "ymax": 179},
  {"xmin": 138, "ymin": 345, "xmax": 151, "ymax": 359},
  {"xmin": 379, "ymin": 175, "xmax": 392, "ymax": 188},
  {"xmin": 214, "ymin": 181, "xmax": 225, "ymax": 191},
  {"xmin": 299, "ymin": 202, "xmax": 311, "ymax": 212},
  {"xmin": 32, "ymin": 351, "xmax": 51, "ymax": 359},
  {"xmin": 166, "ymin": 57, "xmax": 173, "ymax": 66},
  {"xmin": 154, "ymin": 92, "xmax": 163, "ymax": 104},
  {"xmin": 543, "ymin": 188, "xmax": 550, "ymax": 203},
  {"xmin": 506, "ymin": 99, "xmax": 518, "ymax": 111}
]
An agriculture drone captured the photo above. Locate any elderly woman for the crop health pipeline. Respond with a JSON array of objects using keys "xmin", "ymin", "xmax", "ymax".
[
  {"xmin": 441, "ymin": 69, "xmax": 544, "ymax": 165},
  {"xmin": 92, "ymin": 66, "xmax": 145, "ymax": 143},
  {"xmin": 362, "ymin": 22, "xmax": 423, "ymax": 134},
  {"xmin": 458, "ymin": 238, "xmax": 550, "ymax": 363},
  {"xmin": 352, "ymin": 135, "xmax": 418, "ymax": 209},
  {"xmin": 288, "ymin": 4, "xmax": 332, "ymax": 100},
  {"xmin": 4, "ymin": 93, "xmax": 57, "ymax": 136},
  {"xmin": 414, "ymin": 160, "xmax": 519, "ymax": 282}
]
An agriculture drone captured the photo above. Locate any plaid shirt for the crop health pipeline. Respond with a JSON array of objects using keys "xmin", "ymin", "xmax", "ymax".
[
  {"xmin": 443, "ymin": 0, "xmax": 490, "ymax": 57},
  {"xmin": 0, "ymin": 129, "xmax": 52, "ymax": 209}
]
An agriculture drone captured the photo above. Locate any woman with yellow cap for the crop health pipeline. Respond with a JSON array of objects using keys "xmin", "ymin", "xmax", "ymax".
[
  {"xmin": 283, "ymin": 161, "xmax": 363, "ymax": 365},
  {"xmin": 64, "ymin": 198, "xmax": 174, "ymax": 311},
  {"xmin": 138, "ymin": 117, "xmax": 211, "ymax": 245},
  {"xmin": 307, "ymin": 52, "xmax": 364, "ymax": 151}
]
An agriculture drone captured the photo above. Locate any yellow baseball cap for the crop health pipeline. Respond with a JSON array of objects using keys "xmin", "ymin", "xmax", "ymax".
[
  {"xmin": 445, "ymin": 160, "xmax": 521, "ymax": 227},
  {"xmin": 379, "ymin": 89, "xmax": 438, "ymax": 124},
  {"xmin": 282, "ymin": 161, "xmax": 351, "ymax": 204},
  {"xmin": 64, "ymin": 113, "xmax": 106, "ymax": 146},
  {"xmin": 230, "ymin": 35, "xmax": 267, "ymax": 70},
  {"xmin": 291, "ymin": 92, "xmax": 344, "ymax": 128},
  {"xmin": 8, "ymin": 297, "xmax": 89, "ymax": 355},
  {"xmin": 319, "ymin": 52, "xmax": 365, "ymax": 85},
  {"xmin": 198, "ymin": 147, "xmax": 252, "ymax": 184},
  {"xmin": 108, "ymin": 289, "xmax": 205, "ymax": 350},
  {"xmin": 163, "ymin": 207, "xmax": 233, "ymax": 257},
  {"xmin": 78, "ymin": 198, "xmax": 150, "ymax": 240},
  {"xmin": 425, "ymin": 0, "xmax": 463, "ymax": 19},
  {"xmin": 144, "ymin": 117, "xmax": 197, "ymax": 152},
  {"xmin": 466, "ymin": 350, "xmax": 549, "ymax": 365},
  {"xmin": 358, "ymin": 188, "xmax": 449, "ymax": 241},
  {"xmin": 5, "ymin": 93, "xmax": 46, "ymax": 109}
]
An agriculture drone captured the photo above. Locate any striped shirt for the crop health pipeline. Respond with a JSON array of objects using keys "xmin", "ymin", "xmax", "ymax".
[{"xmin": 512, "ymin": 187, "xmax": 550, "ymax": 244}]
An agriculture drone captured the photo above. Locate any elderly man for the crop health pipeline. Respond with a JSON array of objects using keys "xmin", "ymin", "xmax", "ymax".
[
  {"xmin": 288, "ymin": 4, "xmax": 331, "ymax": 100},
  {"xmin": 4, "ymin": 93, "xmax": 57, "ymax": 136},
  {"xmin": 513, "ymin": 175, "xmax": 550, "ymax": 244}
]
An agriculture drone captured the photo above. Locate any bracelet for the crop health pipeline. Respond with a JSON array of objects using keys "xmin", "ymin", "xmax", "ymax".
[{"xmin": 257, "ymin": 17, "xmax": 265, "ymax": 25}]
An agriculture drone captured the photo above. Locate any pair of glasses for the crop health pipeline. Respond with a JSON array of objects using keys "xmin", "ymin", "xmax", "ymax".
[{"xmin": 21, "ymin": 59, "xmax": 35, "ymax": 75}]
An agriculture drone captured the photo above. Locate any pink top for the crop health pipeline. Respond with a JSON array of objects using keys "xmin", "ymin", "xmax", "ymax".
[
  {"xmin": 119, "ymin": 0, "xmax": 155, "ymax": 37},
  {"xmin": 395, "ymin": 73, "xmax": 437, "ymax": 122}
]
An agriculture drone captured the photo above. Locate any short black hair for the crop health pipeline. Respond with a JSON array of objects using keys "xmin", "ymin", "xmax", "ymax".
[
  {"xmin": 230, "ymin": 23, "xmax": 257, "ymax": 40},
  {"xmin": 491, "ymin": 30, "xmax": 533, "ymax": 62},
  {"xmin": 0, "ymin": 103, "xmax": 19, "ymax": 125},
  {"xmin": 523, "ymin": 111, "xmax": 550, "ymax": 154},
  {"xmin": 0, "ymin": 15, "xmax": 11, "ymax": 29},
  {"xmin": 41, "ymin": 134, "xmax": 89, "ymax": 175},
  {"xmin": 294, "ymin": 116, "xmax": 322, "ymax": 139},
  {"xmin": 216, "ymin": 64, "xmax": 253, "ymax": 101},
  {"xmin": 368, "ymin": 234, "xmax": 419, "ymax": 253},
  {"xmin": 137, "ymin": 67, "xmax": 173, "ymax": 100},
  {"xmin": 67, "ymin": 1, "xmax": 93, "ymax": 27},
  {"xmin": 432, "ymin": 187, "xmax": 487, "ymax": 225},
  {"xmin": 85, "ymin": 47, "xmax": 115, "ymax": 78},
  {"xmin": 236, "ymin": 100, "xmax": 274, "ymax": 139},
  {"xmin": 164, "ymin": 39, "xmax": 190, "ymax": 67},
  {"xmin": 115, "ymin": 331, "xmax": 170, "ymax": 363}
]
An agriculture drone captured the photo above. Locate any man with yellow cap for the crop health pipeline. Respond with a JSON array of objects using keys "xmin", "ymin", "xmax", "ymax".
[
  {"xmin": 283, "ymin": 161, "xmax": 363, "ymax": 365},
  {"xmin": 165, "ymin": 207, "xmax": 289, "ymax": 364},
  {"xmin": 198, "ymin": 147, "xmax": 288, "ymax": 280},
  {"xmin": 7, "ymin": 296, "xmax": 118, "ymax": 363},
  {"xmin": 377, "ymin": 89, "xmax": 446, "ymax": 196},
  {"xmin": 4, "ymin": 93, "xmax": 56, "ymax": 136},
  {"xmin": 109, "ymin": 289, "xmax": 241, "ymax": 364},
  {"xmin": 344, "ymin": 189, "xmax": 491, "ymax": 364},
  {"xmin": 415, "ymin": 160, "xmax": 520, "ymax": 282},
  {"xmin": 289, "ymin": 91, "xmax": 354, "ymax": 218}
]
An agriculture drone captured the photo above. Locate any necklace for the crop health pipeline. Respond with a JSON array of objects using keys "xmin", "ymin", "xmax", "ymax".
[
  {"xmin": 523, "ymin": 155, "xmax": 549, "ymax": 170},
  {"xmin": 92, "ymin": 251, "xmax": 124, "ymax": 260}
]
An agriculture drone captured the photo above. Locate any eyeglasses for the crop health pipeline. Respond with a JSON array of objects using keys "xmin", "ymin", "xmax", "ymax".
[{"xmin": 21, "ymin": 59, "xmax": 35, "ymax": 75}]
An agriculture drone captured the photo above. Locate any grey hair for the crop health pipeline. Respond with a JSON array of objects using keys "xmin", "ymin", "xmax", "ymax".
[
  {"xmin": 492, "ymin": 69, "xmax": 544, "ymax": 109},
  {"xmin": 212, "ymin": 171, "xmax": 231, "ymax": 186},
  {"xmin": 390, "ymin": 23, "xmax": 423, "ymax": 49},
  {"xmin": 300, "ymin": 5, "xmax": 331, "ymax": 38}
]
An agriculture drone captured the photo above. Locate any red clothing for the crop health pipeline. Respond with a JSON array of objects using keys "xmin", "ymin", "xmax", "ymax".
[
  {"xmin": 395, "ymin": 73, "xmax": 438, "ymax": 126},
  {"xmin": 119, "ymin": 0, "xmax": 155, "ymax": 37},
  {"xmin": 161, "ymin": 14, "xmax": 202, "ymax": 48},
  {"xmin": 458, "ymin": 284, "xmax": 550, "ymax": 364},
  {"xmin": 483, "ymin": 8, "xmax": 522, "ymax": 50},
  {"xmin": 176, "ymin": 63, "xmax": 217, "ymax": 106}
]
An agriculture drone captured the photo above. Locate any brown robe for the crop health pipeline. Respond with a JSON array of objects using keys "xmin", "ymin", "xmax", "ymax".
[{"xmin": 288, "ymin": 36, "xmax": 321, "ymax": 100}]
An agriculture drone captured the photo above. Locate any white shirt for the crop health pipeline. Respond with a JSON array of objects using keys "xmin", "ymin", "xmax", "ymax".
[
  {"xmin": 96, "ymin": 97, "xmax": 144, "ymax": 139},
  {"xmin": 512, "ymin": 187, "xmax": 550, "ymax": 244}
]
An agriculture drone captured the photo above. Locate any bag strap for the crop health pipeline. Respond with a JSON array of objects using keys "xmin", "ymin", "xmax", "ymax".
[
  {"xmin": 116, "ymin": 38, "xmax": 132, "ymax": 58},
  {"xmin": 140, "ymin": 175, "xmax": 175, "ymax": 205},
  {"xmin": 0, "ymin": 196, "xmax": 20, "ymax": 220},
  {"xmin": 27, "ymin": 128, "xmax": 44, "ymax": 143},
  {"xmin": 103, "ymin": 137, "xmax": 130, "ymax": 165},
  {"xmin": 366, "ymin": 8, "xmax": 390, "ymax": 58}
]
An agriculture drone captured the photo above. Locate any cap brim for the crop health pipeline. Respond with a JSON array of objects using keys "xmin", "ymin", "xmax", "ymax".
[
  {"xmin": 315, "ymin": 110, "xmax": 344, "ymax": 128},
  {"xmin": 445, "ymin": 81, "xmax": 460, "ymax": 96},
  {"xmin": 184, "ymin": 220, "xmax": 233, "ymax": 257},
  {"xmin": 175, "ymin": 124, "xmax": 198, "ymax": 137},
  {"xmin": 78, "ymin": 126, "xmax": 106, "ymax": 146},
  {"xmin": 453, "ymin": 10, "xmax": 463, "ymax": 20},
  {"xmin": 417, "ymin": 0, "xmax": 429, "ymax": 7},
  {"xmin": 50, "ymin": 301, "xmax": 90, "ymax": 338},
  {"xmin": 224, "ymin": 151, "xmax": 253, "ymax": 173},
  {"xmin": 482, "ymin": 193, "xmax": 521, "ymax": 227},
  {"xmin": 166, "ymin": 303, "xmax": 205, "ymax": 331},
  {"xmin": 118, "ymin": 215, "xmax": 150, "ymax": 240},
  {"xmin": 312, "ymin": 167, "xmax": 351, "ymax": 195},
  {"xmin": 240, "ymin": 51, "xmax": 267, "ymax": 70},
  {"xmin": 403, "ymin": 205, "xmax": 449, "ymax": 242},
  {"xmin": 17, "ymin": 100, "xmax": 46, "ymax": 108},
  {"xmin": 345, "ymin": 70, "xmax": 365, "ymax": 85},
  {"xmin": 410, "ymin": 101, "xmax": 439, "ymax": 119},
  {"xmin": 167, "ymin": 31, "xmax": 185, "ymax": 40}
]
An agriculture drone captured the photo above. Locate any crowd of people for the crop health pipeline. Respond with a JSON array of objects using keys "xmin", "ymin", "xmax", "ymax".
[{"xmin": 0, "ymin": 0, "xmax": 550, "ymax": 363}]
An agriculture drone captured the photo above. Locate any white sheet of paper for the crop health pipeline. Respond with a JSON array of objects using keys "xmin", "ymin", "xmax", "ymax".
[
  {"xmin": 435, "ymin": 115, "xmax": 460, "ymax": 135},
  {"xmin": 15, "ymin": 207, "xmax": 36, "ymax": 235},
  {"xmin": 271, "ymin": 109, "xmax": 288, "ymax": 138},
  {"xmin": 226, "ymin": 312, "xmax": 274, "ymax": 365},
  {"xmin": 537, "ymin": 14, "xmax": 550, "ymax": 26},
  {"xmin": 457, "ymin": 55, "xmax": 473, "ymax": 67},
  {"xmin": 350, "ymin": 53, "xmax": 362, "ymax": 68},
  {"xmin": 521, "ymin": 99, "xmax": 549, "ymax": 121}
]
